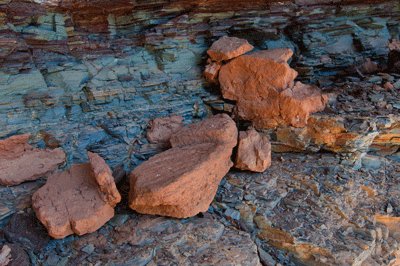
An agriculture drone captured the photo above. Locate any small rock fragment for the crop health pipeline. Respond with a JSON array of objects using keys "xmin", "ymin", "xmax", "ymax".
[
  {"xmin": 0, "ymin": 134, "xmax": 66, "ymax": 186},
  {"xmin": 32, "ymin": 152, "xmax": 121, "ymax": 239},
  {"xmin": 203, "ymin": 61, "xmax": 222, "ymax": 84},
  {"xmin": 0, "ymin": 244, "xmax": 29, "ymax": 266},
  {"xmin": 207, "ymin": 36, "xmax": 254, "ymax": 62},
  {"xmin": 146, "ymin": 115, "xmax": 183, "ymax": 144},
  {"xmin": 235, "ymin": 128, "xmax": 271, "ymax": 172}
]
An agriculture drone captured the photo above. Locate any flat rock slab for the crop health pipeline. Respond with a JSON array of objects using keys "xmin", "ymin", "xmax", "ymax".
[
  {"xmin": 32, "ymin": 152, "xmax": 121, "ymax": 239},
  {"xmin": 129, "ymin": 143, "xmax": 234, "ymax": 218},
  {"xmin": 207, "ymin": 36, "xmax": 254, "ymax": 62},
  {"xmin": 0, "ymin": 134, "xmax": 66, "ymax": 186},
  {"xmin": 235, "ymin": 128, "xmax": 271, "ymax": 172}
]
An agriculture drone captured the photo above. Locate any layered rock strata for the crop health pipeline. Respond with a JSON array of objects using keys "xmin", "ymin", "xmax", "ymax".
[
  {"xmin": 32, "ymin": 152, "xmax": 121, "ymax": 239},
  {"xmin": 129, "ymin": 114, "xmax": 237, "ymax": 218},
  {"xmin": 0, "ymin": 134, "xmax": 65, "ymax": 186}
]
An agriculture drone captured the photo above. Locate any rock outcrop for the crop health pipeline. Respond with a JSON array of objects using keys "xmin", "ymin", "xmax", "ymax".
[
  {"xmin": 146, "ymin": 115, "xmax": 183, "ymax": 145},
  {"xmin": 0, "ymin": 134, "xmax": 66, "ymax": 186},
  {"xmin": 32, "ymin": 152, "xmax": 121, "ymax": 239},
  {"xmin": 235, "ymin": 128, "xmax": 271, "ymax": 172},
  {"xmin": 129, "ymin": 114, "xmax": 237, "ymax": 218},
  {"xmin": 207, "ymin": 36, "xmax": 254, "ymax": 63}
]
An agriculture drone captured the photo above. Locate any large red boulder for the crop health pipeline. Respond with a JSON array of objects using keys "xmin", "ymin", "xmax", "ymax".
[
  {"xmin": 218, "ymin": 48, "xmax": 298, "ymax": 101},
  {"xmin": 207, "ymin": 36, "xmax": 254, "ymax": 62},
  {"xmin": 0, "ymin": 134, "xmax": 65, "ymax": 186},
  {"xmin": 129, "ymin": 114, "xmax": 238, "ymax": 218},
  {"xmin": 32, "ymin": 152, "xmax": 121, "ymax": 239},
  {"xmin": 235, "ymin": 128, "xmax": 271, "ymax": 172}
]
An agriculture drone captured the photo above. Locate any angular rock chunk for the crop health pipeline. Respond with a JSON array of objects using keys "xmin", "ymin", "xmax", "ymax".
[
  {"xmin": 146, "ymin": 115, "xmax": 183, "ymax": 144},
  {"xmin": 203, "ymin": 61, "xmax": 222, "ymax": 84},
  {"xmin": 170, "ymin": 113, "xmax": 237, "ymax": 148},
  {"xmin": 129, "ymin": 143, "xmax": 234, "ymax": 218},
  {"xmin": 32, "ymin": 152, "xmax": 121, "ymax": 239},
  {"xmin": 219, "ymin": 48, "xmax": 298, "ymax": 101},
  {"xmin": 280, "ymin": 82, "xmax": 328, "ymax": 128},
  {"xmin": 0, "ymin": 134, "xmax": 66, "ymax": 186},
  {"xmin": 129, "ymin": 114, "xmax": 238, "ymax": 218},
  {"xmin": 207, "ymin": 36, "xmax": 254, "ymax": 62},
  {"xmin": 235, "ymin": 128, "xmax": 271, "ymax": 172}
]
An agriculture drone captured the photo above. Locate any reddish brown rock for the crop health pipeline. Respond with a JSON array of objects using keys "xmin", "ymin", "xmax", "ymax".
[
  {"xmin": 146, "ymin": 115, "xmax": 183, "ymax": 144},
  {"xmin": 0, "ymin": 134, "xmax": 66, "ymax": 186},
  {"xmin": 88, "ymin": 151, "xmax": 121, "ymax": 206},
  {"xmin": 207, "ymin": 36, "xmax": 254, "ymax": 62},
  {"xmin": 235, "ymin": 128, "xmax": 271, "ymax": 172},
  {"xmin": 279, "ymin": 82, "xmax": 328, "ymax": 128},
  {"xmin": 129, "ymin": 143, "xmax": 234, "ymax": 218},
  {"xmin": 170, "ymin": 113, "xmax": 237, "ymax": 148},
  {"xmin": 218, "ymin": 48, "xmax": 297, "ymax": 101},
  {"xmin": 203, "ymin": 61, "xmax": 222, "ymax": 84},
  {"xmin": 32, "ymin": 152, "xmax": 121, "ymax": 239},
  {"xmin": 130, "ymin": 114, "xmax": 238, "ymax": 218}
]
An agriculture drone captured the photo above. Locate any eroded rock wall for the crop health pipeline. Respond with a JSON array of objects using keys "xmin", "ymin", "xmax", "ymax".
[{"xmin": 0, "ymin": 0, "xmax": 399, "ymax": 168}]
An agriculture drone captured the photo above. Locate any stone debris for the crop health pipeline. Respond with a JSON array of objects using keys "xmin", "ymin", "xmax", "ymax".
[
  {"xmin": 203, "ymin": 60, "xmax": 222, "ymax": 84},
  {"xmin": 0, "ymin": 244, "xmax": 29, "ymax": 266},
  {"xmin": 0, "ymin": 134, "xmax": 66, "ymax": 186},
  {"xmin": 235, "ymin": 128, "xmax": 271, "ymax": 172},
  {"xmin": 206, "ymin": 36, "xmax": 254, "ymax": 62},
  {"xmin": 32, "ymin": 152, "xmax": 121, "ymax": 239},
  {"xmin": 129, "ymin": 114, "xmax": 237, "ymax": 218},
  {"xmin": 146, "ymin": 115, "xmax": 183, "ymax": 145}
]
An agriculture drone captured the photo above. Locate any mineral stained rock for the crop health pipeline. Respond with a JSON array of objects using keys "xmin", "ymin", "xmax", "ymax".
[
  {"xmin": 129, "ymin": 114, "xmax": 238, "ymax": 218},
  {"xmin": 146, "ymin": 115, "xmax": 183, "ymax": 144},
  {"xmin": 203, "ymin": 61, "xmax": 222, "ymax": 84},
  {"xmin": 279, "ymin": 82, "xmax": 328, "ymax": 128},
  {"xmin": 207, "ymin": 36, "xmax": 254, "ymax": 62},
  {"xmin": 0, "ymin": 134, "xmax": 66, "ymax": 186},
  {"xmin": 235, "ymin": 128, "xmax": 271, "ymax": 172},
  {"xmin": 32, "ymin": 152, "xmax": 121, "ymax": 239},
  {"xmin": 218, "ymin": 47, "xmax": 327, "ymax": 128}
]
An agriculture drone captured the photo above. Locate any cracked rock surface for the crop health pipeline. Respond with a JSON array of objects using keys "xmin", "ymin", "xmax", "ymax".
[{"xmin": 32, "ymin": 152, "xmax": 121, "ymax": 239}]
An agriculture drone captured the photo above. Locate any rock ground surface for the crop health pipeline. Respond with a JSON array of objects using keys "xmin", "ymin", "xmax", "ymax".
[{"xmin": 0, "ymin": 134, "xmax": 66, "ymax": 186}]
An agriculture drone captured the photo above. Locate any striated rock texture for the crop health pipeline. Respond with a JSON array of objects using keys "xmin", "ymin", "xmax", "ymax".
[
  {"xmin": 0, "ymin": 134, "xmax": 65, "ymax": 186},
  {"xmin": 129, "ymin": 114, "xmax": 237, "ymax": 218},
  {"xmin": 32, "ymin": 152, "xmax": 121, "ymax": 239},
  {"xmin": 235, "ymin": 128, "xmax": 271, "ymax": 172},
  {"xmin": 146, "ymin": 115, "xmax": 183, "ymax": 144},
  {"xmin": 207, "ymin": 36, "xmax": 254, "ymax": 62}
]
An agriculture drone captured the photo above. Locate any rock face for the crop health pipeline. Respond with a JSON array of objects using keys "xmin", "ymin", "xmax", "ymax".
[
  {"xmin": 235, "ymin": 128, "xmax": 271, "ymax": 172},
  {"xmin": 207, "ymin": 36, "xmax": 254, "ymax": 62},
  {"xmin": 32, "ymin": 152, "xmax": 121, "ymax": 239},
  {"xmin": 0, "ymin": 134, "xmax": 66, "ymax": 186},
  {"xmin": 129, "ymin": 114, "xmax": 237, "ymax": 218},
  {"xmin": 146, "ymin": 115, "xmax": 183, "ymax": 144}
]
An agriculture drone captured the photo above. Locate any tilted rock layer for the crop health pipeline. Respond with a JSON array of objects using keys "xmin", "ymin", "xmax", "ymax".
[
  {"xmin": 129, "ymin": 114, "xmax": 238, "ymax": 218},
  {"xmin": 0, "ymin": 134, "xmax": 65, "ymax": 186},
  {"xmin": 32, "ymin": 152, "xmax": 121, "ymax": 239}
]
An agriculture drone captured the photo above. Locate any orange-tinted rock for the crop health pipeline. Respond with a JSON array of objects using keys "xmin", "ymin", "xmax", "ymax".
[
  {"xmin": 170, "ymin": 113, "xmax": 237, "ymax": 148},
  {"xmin": 279, "ymin": 82, "xmax": 328, "ymax": 128},
  {"xmin": 207, "ymin": 36, "xmax": 254, "ymax": 62},
  {"xmin": 376, "ymin": 214, "xmax": 400, "ymax": 242},
  {"xmin": 32, "ymin": 152, "xmax": 121, "ymax": 239},
  {"xmin": 130, "ymin": 114, "xmax": 238, "ymax": 218},
  {"xmin": 203, "ymin": 61, "xmax": 222, "ymax": 84},
  {"xmin": 146, "ymin": 115, "xmax": 183, "ymax": 144},
  {"xmin": 0, "ymin": 134, "xmax": 66, "ymax": 186},
  {"xmin": 219, "ymin": 48, "xmax": 297, "ymax": 101},
  {"xmin": 235, "ymin": 128, "xmax": 271, "ymax": 172},
  {"xmin": 88, "ymin": 152, "xmax": 121, "ymax": 206},
  {"xmin": 129, "ymin": 143, "xmax": 234, "ymax": 218}
]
